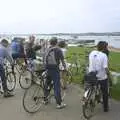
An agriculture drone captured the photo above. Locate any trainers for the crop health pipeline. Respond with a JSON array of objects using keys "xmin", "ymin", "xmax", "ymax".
[
  {"xmin": 56, "ymin": 103, "xmax": 66, "ymax": 109},
  {"xmin": 4, "ymin": 92, "xmax": 14, "ymax": 98}
]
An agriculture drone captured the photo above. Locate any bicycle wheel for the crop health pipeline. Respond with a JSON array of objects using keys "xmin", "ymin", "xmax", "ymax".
[
  {"xmin": 82, "ymin": 88, "xmax": 95, "ymax": 119},
  {"xmin": 82, "ymin": 99, "xmax": 94, "ymax": 119},
  {"xmin": 69, "ymin": 63, "xmax": 79, "ymax": 76},
  {"xmin": 65, "ymin": 70, "xmax": 73, "ymax": 84},
  {"xmin": 19, "ymin": 70, "xmax": 32, "ymax": 89},
  {"xmin": 23, "ymin": 83, "xmax": 44, "ymax": 113},
  {"xmin": 6, "ymin": 72, "xmax": 16, "ymax": 92}
]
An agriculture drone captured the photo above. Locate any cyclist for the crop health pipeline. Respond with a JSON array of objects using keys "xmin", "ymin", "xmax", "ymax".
[
  {"xmin": 11, "ymin": 37, "xmax": 27, "ymax": 64},
  {"xmin": 25, "ymin": 35, "xmax": 43, "ymax": 71},
  {"xmin": 44, "ymin": 37, "xmax": 67, "ymax": 109},
  {"xmin": 88, "ymin": 41, "xmax": 109, "ymax": 112},
  {"xmin": 0, "ymin": 39, "xmax": 14, "ymax": 97}
]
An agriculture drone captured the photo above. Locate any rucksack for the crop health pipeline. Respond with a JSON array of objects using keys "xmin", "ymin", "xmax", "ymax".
[
  {"xmin": 44, "ymin": 47, "xmax": 57, "ymax": 66},
  {"xmin": 11, "ymin": 41, "xmax": 21, "ymax": 54}
]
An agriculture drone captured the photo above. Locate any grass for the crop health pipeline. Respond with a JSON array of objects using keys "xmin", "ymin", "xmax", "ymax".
[
  {"xmin": 109, "ymin": 52, "xmax": 120, "ymax": 72},
  {"xmin": 66, "ymin": 46, "xmax": 120, "ymax": 100},
  {"xmin": 111, "ymin": 76, "xmax": 120, "ymax": 100}
]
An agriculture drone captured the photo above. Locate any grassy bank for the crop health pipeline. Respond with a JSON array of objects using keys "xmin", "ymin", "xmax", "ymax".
[{"xmin": 66, "ymin": 46, "xmax": 120, "ymax": 100}]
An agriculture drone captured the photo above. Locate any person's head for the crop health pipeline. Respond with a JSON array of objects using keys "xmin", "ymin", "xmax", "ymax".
[
  {"xmin": 97, "ymin": 41, "xmax": 107, "ymax": 51},
  {"xmin": 12, "ymin": 37, "xmax": 19, "ymax": 42},
  {"xmin": 19, "ymin": 38, "xmax": 25, "ymax": 45},
  {"xmin": 49, "ymin": 37, "xmax": 58, "ymax": 46},
  {"xmin": 104, "ymin": 41, "xmax": 108, "ymax": 50},
  {"xmin": 29, "ymin": 35, "xmax": 35, "ymax": 44},
  {"xmin": 1, "ymin": 39, "xmax": 9, "ymax": 47},
  {"xmin": 58, "ymin": 41, "xmax": 67, "ymax": 48}
]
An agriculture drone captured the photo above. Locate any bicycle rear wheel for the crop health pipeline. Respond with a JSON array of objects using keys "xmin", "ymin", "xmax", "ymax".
[
  {"xmin": 19, "ymin": 70, "xmax": 32, "ymax": 89},
  {"xmin": 82, "ymin": 88, "xmax": 95, "ymax": 119},
  {"xmin": 69, "ymin": 63, "xmax": 79, "ymax": 76},
  {"xmin": 23, "ymin": 83, "xmax": 44, "ymax": 113},
  {"xmin": 6, "ymin": 72, "xmax": 16, "ymax": 92},
  {"xmin": 82, "ymin": 99, "xmax": 94, "ymax": 119}
]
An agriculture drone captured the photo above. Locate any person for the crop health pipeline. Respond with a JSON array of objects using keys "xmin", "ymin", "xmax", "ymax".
[
  {"xmin": 103, "ymin": 42, "xmax": 109, "ymax": 57},
  {"xmin": 25, "ymin": 35, "xmax": 42, "ymax": 60},
  {"xmin": 11, "ymin": 37, "xmax": 21, "ymax": 60},
  {"xmin": 88, "ymin": 41, "xmax": 109, "ymax": 112},
  {"xmin": 0, "ymin": 39, "xmax": 14, "ymax": 97},
  {"xmin": 58, "ymin": 41, "xmax": 68, "ymax": 89},
  {"xmin": 44, "ymin": 37, "xmax": 67, "ymax": 109},
  {"xmin": 103, "ymin": 41, "xmax": 112, "ymax": 87}
]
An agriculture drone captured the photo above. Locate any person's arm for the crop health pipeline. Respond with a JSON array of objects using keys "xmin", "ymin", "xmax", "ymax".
[
  {"xmin": 4, "ymin": 48, "xmax": 14, "ymax": 65},
  {"xmin": 58, "ymin": 49, "xmax": 67, "ymax": 70},
  {"xmin": 103, "ymin": 54, "xmax": 111, "ymax": 78}
]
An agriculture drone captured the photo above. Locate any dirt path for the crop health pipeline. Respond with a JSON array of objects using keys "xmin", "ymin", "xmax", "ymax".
[{"xmin": 0, "ymin": 84, "xmax": 120, "ymax": 120}]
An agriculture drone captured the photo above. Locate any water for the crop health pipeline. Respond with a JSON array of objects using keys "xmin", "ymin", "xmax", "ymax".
[{"xmin": 0, "ymin": 35, "xmax": 120, "ymax": 48}]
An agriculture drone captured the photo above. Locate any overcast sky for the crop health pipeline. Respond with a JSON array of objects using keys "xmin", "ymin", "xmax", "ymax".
[{"xmin": 0, "ymin": 0, "xmax": 120, "ymax": 34}]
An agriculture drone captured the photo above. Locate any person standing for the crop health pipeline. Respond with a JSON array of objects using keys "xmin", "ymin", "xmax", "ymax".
[
  {"xmin": 44, "ymin": 37, "xmax": 67, "ymax": 109},
  {"xmin": 0, "ymin": 39, "xmax": 14, "ymax": 97},
  {"xmin": 88, "ymin": 41, "xmax": 109, "ymax": 112}
]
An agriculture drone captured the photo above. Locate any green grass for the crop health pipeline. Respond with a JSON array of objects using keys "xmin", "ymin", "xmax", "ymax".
[
  {"xmin": 109, "ymin": 52, "xmax": 120, "ymax": 72},
  {"xmin": 66, "ymin": 46, "xmax": 120, "ymax": 100},
  {"xmin": 111, "ymin": 76, "xmax": 120, "ymax": 100}
]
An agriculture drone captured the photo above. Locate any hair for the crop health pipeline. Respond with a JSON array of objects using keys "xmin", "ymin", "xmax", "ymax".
[
  {"xmin": 49, "ymin": 37, "xmax": 58, "ymax": 46},
  {"xmin": 58, "ymin": 41, "xmax": 66, "ymax": 48},
  {"xmin": 97, "ymin": 41, "xmax": 107, "ymax": 51},
  {"xmin": 1, "ymin": 39, "xmax": 9, "ymax": 44}
]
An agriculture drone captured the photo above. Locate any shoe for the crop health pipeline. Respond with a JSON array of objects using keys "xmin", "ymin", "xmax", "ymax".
[
  {"xmin": 4, "ymin": 92, "xmax": 14, "ymax": 98},
  {"xmin": 56, "ymin": 103, "xmax": 66, "ymax": 109}
]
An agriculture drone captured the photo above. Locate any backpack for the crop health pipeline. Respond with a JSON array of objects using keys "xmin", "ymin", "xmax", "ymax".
[
  {"xmin": 11, "ymin": 41, "xmax": 21, "ymax": 54},
  {"xmin": 44, "ymin": 47, "xmax": 57, "ymax": 66}
]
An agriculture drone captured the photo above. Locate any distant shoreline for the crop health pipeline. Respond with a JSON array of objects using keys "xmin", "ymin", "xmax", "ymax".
[{"xmin": 109, "ymin": 46, "xmax": 120, "ymax": 52}]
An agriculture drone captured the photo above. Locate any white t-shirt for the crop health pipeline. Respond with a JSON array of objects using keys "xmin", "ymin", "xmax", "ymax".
[{"xmin": 89, "ymin": 50, "xmax": 108, "ymax": 80}]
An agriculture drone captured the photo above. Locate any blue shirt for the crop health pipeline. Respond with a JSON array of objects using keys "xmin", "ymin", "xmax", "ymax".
[{"xmin": 0, "ymin": 44, "xmax": 13, "ymax": 65}]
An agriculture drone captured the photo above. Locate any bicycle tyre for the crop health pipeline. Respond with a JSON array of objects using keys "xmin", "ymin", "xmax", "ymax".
[
  {"xmin": 82, "ymin": 88, "xmax": 95, "ymax": 119},
  {"xmin": 19, "ymin": 70, "xmax": 32, "ymax": 89},
  {"xmin": 6, "ymin": 72, "xmax": 16, "ymax": 92},
  {"xmin": 23, "ymin": 83, "xmax": 44, "ymax": 113},
  {"xmin": 69, "ymin": 63, "xmax": 79, "ymax": 75},
  {"xmin": 82, "ymin": 100, "xmax": 94, "ymax": 119}
]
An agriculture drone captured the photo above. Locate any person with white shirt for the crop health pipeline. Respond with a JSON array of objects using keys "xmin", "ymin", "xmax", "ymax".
[{"xmin": 89, "ymin": 41, "xmax": 109, "ymax": 112}]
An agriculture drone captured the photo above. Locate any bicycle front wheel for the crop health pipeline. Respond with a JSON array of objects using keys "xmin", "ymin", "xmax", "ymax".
[
  {"xmin": 6, "ymin": 72, "xmax": 16, "ymax": 92},
  {"xmin": 23, "ymin": 83, "xmax": 44, "ymax": 113},
  {"xmin": 19, "ymin": 70, "xmax": 32, "ymax": 89}
]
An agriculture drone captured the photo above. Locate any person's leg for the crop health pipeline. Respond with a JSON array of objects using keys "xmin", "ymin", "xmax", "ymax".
[
  {"xmin": 0, "ymin": 65, "xmax": 7, "ymax": 92},
  {"xmin": 48, "ymin": 68, "xmax": 62, "ymax": 105},
  {"xmin": 99, "ymin": 79, "xmax": 109, "ymax": 111},
  {"xmin": 43, "ymin": 74, "xmax": 52, "ymax": 101}
]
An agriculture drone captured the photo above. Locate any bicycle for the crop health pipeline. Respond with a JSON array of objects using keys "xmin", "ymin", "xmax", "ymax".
[
  {"xmin": 22, "ymin": 69, "xmax": 66, "ymax": 113},
  {"xmin": 82, "ymin": 75, "xmax": 102, "ymax": 119},
  {"xmin": 4, "ymin": 61, "xmax": 16, "ymax": 92},
  {"xmin": 18, "ymin": 59, "xmax": 35, "ymax": 89},
  {"xmin": 66, "ymin": 53, "xmax": 84, "ymax": 76}
]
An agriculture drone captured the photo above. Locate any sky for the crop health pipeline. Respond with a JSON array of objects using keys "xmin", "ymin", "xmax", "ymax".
[{"xmin": 0, "ymin": 0, "xmax": 120, "ymax": 34}]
